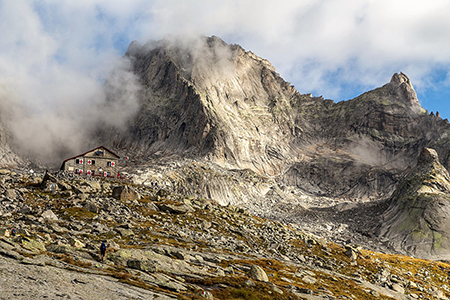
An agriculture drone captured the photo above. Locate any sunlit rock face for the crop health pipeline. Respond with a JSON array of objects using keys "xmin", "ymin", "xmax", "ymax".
[
  {"xmin": 115, "ymin": 35, "xmax": 302, "ymax": 176},
  {"xmin": 0, "ymin": 36, "xmax": 444, "ymax": 184}
]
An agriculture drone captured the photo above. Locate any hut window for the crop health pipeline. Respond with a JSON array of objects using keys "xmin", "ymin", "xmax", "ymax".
[{"xmin": 107, "ymin": 161, "xmax": 115, "ymax": 167}]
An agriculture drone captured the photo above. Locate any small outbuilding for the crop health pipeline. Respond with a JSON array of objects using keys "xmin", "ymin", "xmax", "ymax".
[{"xmin": 60, "ymin": 146, "xmax": 120, "ymax": 177}]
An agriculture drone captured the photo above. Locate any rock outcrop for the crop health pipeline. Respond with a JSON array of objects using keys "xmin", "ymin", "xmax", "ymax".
[{"xmin": 378, "ymin": 148, "xmax": 450, "ymax": 260}]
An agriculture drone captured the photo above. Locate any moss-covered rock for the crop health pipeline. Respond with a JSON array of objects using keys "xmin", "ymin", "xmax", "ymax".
[{"xmin": 15, "ymin": 237, "xmax": 45, "ymax": 253}]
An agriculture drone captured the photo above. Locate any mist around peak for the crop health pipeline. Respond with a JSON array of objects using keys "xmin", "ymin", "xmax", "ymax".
[
  {"xmin": 0, "ymin": 57, "xmax": 141, "ymax": 167},
  {"xmin": 127, "ymin": 35, "xmax": 240, "ymax": 86}
]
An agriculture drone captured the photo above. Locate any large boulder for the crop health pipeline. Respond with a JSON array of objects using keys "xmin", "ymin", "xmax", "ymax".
[
  {"xmin": 247, "ymin": 265, "xmax": 269, "ymax": 282},
  {"xmin": 83, "ymin": 202, "xmax": 99, "ymax": 214},
  {"xmin": 4, "ymin": 189, "xmax": 18, "ymax": 200},
  {"xmin": 68, "ymin": 238, "xmax": 85, "ymax": 249},
  {"xmin": 127, "ymin": 259, "xmax": 157, "ymax": 273},
  {"xmin": 14, "ymin": 237, "xmax": 46, "ymax": 253},
  {"xmin": 41, "ymin": 210, "xmax": 58, "ymax": 221},
  {"xmin": 112, "ymin": 185, "xmax": 140, "ymax": 201}
]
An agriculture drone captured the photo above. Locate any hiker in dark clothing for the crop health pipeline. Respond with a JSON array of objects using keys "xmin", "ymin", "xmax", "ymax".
[{"xmin": 100, "ymin": 242, "xmax": 107, "ymax": 261}]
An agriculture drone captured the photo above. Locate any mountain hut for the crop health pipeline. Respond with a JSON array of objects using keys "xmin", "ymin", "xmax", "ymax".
[{"xmin": 60, "ymin": 146, "xmax": 120, "ymax": 177}]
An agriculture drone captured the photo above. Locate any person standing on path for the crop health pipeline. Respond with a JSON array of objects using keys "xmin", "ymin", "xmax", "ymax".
[{"xmin": 100, "ymin": 241, "xmax": 107, "ymax": 261}]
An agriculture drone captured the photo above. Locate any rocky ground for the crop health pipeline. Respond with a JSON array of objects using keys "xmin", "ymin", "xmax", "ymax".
[
  {"xmin": 127, "ymin": 158, "xmax": 394, "ymax": 255},
  {"xmin": 0, "ymin": 169, "xmax": 450, "ymax": 299}
]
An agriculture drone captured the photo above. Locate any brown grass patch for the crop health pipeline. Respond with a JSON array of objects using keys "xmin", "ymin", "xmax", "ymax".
[{"xmin": 59, "ymin": 207, "xmax": 97, "ymax": 220}]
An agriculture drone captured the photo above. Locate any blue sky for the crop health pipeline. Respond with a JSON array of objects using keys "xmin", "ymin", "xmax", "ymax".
[{"xmin": 2, "ymin": 0, "xmax": 450, "ymax": 158}]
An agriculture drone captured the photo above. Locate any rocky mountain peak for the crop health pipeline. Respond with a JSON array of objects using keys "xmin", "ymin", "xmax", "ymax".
[
  {"xmin": 386, "ymin": 72, "xmax": 421, "ymax": 112},
  {"xmin": 124, "ymin": 40, "xmax": 142, "ymax": 57},
  {"xmin": 108, "ymin": 35, "xmax": 301, "ymax": 175},
  {"xmin": 389, "ymin": 72, "xmax": 412, "ymax": 87}
]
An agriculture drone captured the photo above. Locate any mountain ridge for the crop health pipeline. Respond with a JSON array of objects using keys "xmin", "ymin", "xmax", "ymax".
[{"xmin": 108, "ymin": 36, "xmax": 450, "ymax": 203}]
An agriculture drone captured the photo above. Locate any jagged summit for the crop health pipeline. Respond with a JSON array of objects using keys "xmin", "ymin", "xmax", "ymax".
[
  {"xmin": 124, "ymin": 40, "xmax": 142, "ymax": 57},
  {"xmin": 125, "ymin": 35, "xmax": 277, "ymax": 90},
  {"xmin": 385, "ymin": 72, "xmax": 422, "ymax": 113},
  {"xmin": 377, "ymin": 147, "xmax": 450, "ymax": 260}
]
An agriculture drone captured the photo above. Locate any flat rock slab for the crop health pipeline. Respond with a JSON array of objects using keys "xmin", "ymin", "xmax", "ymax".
[{"xmin": 0, "ymin": 255, "xmax": 176, "ymax": 300}]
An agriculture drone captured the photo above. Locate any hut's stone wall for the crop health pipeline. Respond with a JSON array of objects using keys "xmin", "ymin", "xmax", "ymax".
[{"xmin": 62, "ymin": 147, "xmax": 119, "ymax": 177}]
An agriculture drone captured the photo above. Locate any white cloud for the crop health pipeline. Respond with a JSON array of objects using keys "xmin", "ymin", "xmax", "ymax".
[
  {"xmin": 0, "ymin": 0, "xmax": 141, "ymax": 164},
  {"xmin": 134, "ymin": 0, "xmax": 450, "ymax": 99}
]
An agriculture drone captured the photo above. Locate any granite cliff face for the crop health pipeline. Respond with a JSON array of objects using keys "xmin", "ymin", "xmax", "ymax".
[{"xmin": 113, "ymin": 36, "xmax": 301, "ymax": 176}]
